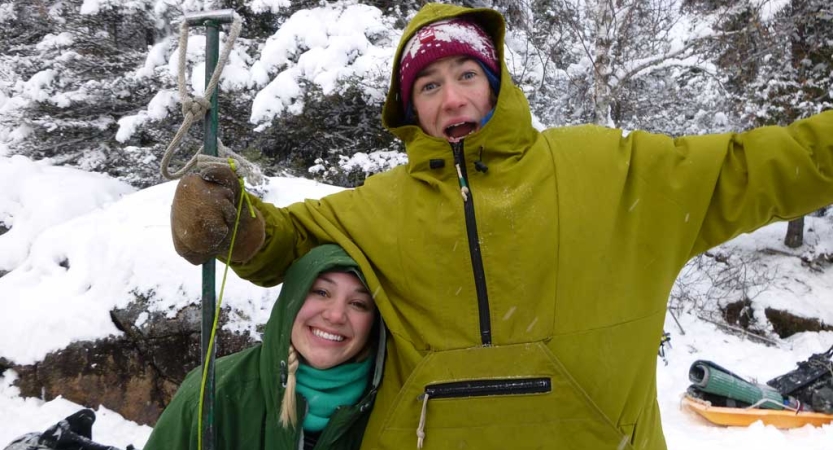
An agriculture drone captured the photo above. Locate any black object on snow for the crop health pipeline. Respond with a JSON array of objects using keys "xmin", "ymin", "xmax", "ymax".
[
  {"xmin": 767, "ymin": 344, "xmax": 833, "ymax": 414},
  {"xmin": 3, "ymin": 409, "xmax": 135, "ymax": 450}
]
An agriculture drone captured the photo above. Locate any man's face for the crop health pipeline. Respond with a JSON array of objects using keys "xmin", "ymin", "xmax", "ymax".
[
  {"xmin": 411, "ymin": 56, "xmax": 494, "ymax": 142},
  {"xmin": 290, "ymin": 272, "xmax": 375, "ymax": 369}
]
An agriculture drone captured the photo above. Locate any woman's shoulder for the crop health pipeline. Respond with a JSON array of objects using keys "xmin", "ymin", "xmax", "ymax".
[
  {"xmin": 215, "ymin": 345, "xmax": 264, "ymax": 389},
  {"xmin": 174, "ymin": 345, "xmax": 264, "ymax": 401}
]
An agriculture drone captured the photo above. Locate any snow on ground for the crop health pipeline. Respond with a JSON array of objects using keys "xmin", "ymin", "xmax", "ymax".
[
  {"xmin": 659, "ymin": 314, "xmax": 833, "ymax": 450},
  {"xmin": 0, "ymin": 371, "xmax": 151, "ymax": 450}
]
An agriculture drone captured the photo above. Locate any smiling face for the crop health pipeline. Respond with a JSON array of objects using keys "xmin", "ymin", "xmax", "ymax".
[
  {"xmin": 411, "ymin": 56, "xmax": 495, "ymax": 142},
  {"xmin": 290, "ymin": 271, "xmax": 376, "ymax": 369}
]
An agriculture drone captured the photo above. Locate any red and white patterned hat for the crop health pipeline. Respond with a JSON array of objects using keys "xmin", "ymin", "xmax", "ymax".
[{"xmin": 399, "ymin": 18, "xmax": 499, "ymax": 112}]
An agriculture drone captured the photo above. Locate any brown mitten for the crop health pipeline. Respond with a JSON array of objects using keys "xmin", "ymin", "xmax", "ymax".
[{"xmin": 170, "ymin": 166, "xmax": 265, "ymax": 265}]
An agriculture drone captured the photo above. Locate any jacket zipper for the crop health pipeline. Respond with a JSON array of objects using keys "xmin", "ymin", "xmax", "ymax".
[
  {"xmin": 424, "ymin": 377, "xmax": 552, "ymax": 398},
  {"xmin": 451, "ymin": 140, "xmax": 492, "ymax": 346},
  {"xmin": 416, "ymin": 377, "xmax": 552, "ymax": 448}
]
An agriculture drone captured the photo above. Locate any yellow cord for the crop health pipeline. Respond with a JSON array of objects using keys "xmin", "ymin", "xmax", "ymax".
[
  {"xmin": 197, "ymin": 165, "xmax": 250, "ymax": 450},
  {"xmin": 231, "ymin": 158, "xmax": 257, "ymax": 219}
]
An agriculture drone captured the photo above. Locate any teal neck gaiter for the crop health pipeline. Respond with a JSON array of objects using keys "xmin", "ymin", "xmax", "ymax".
[{"xmin": 295, "ymin": 357, "xmax": 373, "ymax": 432}]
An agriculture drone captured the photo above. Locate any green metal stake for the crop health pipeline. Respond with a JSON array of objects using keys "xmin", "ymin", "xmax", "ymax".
[{"xmin": 183, "ymin": 9, "xmax": 235, "ymax": 450}]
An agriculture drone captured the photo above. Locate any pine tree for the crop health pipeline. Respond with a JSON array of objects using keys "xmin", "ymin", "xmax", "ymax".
[{"xmin": 0, "ymin": 0, "xmax": 165, "ymax": 187}]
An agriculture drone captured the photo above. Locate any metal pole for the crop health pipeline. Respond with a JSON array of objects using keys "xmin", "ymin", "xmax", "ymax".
[
  {"xmin": 200, "ymin": 19, "xmax": 219, "ymax": 450},
  {"xmin": 183, "ymin": 10, "xmax": 234, "ymax": 450}
]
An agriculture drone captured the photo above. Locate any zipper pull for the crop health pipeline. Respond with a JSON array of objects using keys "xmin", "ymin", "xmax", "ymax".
[
  {"xmin": 416, "ymin": 392, "xmax": 430, "ymax": 449},
  {"xmin": 450, "ymin": 141, "xmax": 469, "ymax": 202},
  {"xmin": 455, "ymin": 163, "xmax": 470, "ymax": 202}
]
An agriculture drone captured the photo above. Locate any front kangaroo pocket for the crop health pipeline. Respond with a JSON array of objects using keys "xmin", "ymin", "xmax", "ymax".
[
  {"xmin": 415, "ymin": 378, "xmax": 552, "ymax": 448},
  {"xmin": 376, "ymin": 342, "xmax": 633, "ymax": 450}
]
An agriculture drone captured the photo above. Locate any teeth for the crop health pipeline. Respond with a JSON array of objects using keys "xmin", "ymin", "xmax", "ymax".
[
  {"xmin": 312, "ymin": 328, "xmax": 344, "ymax": 342},
  {"xmin": 445, "ymin": 122, "xmax": 476, "ymax": 142},
  {"xmin": 445, "ymin": 122, "xmax": 466, "ymax": 132}
]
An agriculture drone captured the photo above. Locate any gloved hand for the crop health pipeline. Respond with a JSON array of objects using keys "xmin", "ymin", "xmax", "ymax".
[{"xmin": 171, "ymin": 166, "xmax": 265, "ymax": 265}]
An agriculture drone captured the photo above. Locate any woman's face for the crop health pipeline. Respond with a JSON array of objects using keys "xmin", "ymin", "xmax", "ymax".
[{"xmin": 290, "ymin": 272, "xmax": 376, "ymax": 369}]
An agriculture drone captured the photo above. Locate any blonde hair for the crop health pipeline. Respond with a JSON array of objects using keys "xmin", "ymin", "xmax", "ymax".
[{"xmin": 279, "ymin": 345, "xmax": 300, "ymax": 428}]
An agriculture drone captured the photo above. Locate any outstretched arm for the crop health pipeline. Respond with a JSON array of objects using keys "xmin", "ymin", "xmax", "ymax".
[{"xmin": 683, "ymin": 110, "xmax": 833, "ymax": 256}]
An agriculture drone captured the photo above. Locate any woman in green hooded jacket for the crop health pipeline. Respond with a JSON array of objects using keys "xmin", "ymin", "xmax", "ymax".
[
  {"xmin": 143, "ymin": 245, "xmax": 385, "ymax": 450},
  {"xmin": 168, "ymin": 3, "xmax": 833, "ymax": 450}
]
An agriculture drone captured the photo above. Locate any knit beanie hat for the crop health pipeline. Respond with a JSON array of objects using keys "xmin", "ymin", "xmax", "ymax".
[{"xmin": 399, "ymin": 18, "xmax": 499, "ymax": 113}]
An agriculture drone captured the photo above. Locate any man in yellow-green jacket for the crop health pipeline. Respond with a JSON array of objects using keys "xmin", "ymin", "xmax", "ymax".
[{"xmin": 169, "ymin": 3, "xmax": 833, "ymax": 449}]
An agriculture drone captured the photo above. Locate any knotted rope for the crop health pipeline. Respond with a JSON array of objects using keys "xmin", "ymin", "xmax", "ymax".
[{"xmin": 160, "ymin": 15, "xmax": 263, "ymax": 185}]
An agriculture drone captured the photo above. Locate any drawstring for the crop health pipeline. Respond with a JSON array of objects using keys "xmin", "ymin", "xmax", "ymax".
[
  {"xmin": 450, "ymin": 141, "xmax": 488, "ymax": 201},
  {"xmin": 474, "ymin": 146, "xmax": 488, "ymax": 173},
  {"xmin": 416, "ymin": 393, "xmax": 430, "ymax": 449}
]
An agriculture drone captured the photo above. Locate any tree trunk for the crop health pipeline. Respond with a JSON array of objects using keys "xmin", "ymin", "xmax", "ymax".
[
  {"xmin": 784, "ymin": 216, "xmax": 804, "ymax": 248},
  {"xmin": 592, "ymin": 0, "xmax": 614, "ymax": 126}
]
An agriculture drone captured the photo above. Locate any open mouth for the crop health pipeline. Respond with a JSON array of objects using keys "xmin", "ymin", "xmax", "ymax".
[
  {"xmin": 444, "ymin": 122, "xmax": 477, "ymax": 142},
  {"xmin": 311, "ymin": 327, "xmax": 345, "ymax": 342}
]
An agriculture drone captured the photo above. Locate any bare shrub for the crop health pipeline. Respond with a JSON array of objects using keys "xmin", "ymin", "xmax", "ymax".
[{"xmin": 670, "ymin": 250, "xmax": 776, "ymax": 323}]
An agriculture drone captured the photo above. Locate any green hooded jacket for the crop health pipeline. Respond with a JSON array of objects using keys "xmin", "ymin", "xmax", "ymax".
[
  {"xmin": 144, "ymin": 245, "xmax": 385, "ymax": 450},
  {"xmin": 230, "ymin": 4, "xmax": 833, "ymax": 449}
]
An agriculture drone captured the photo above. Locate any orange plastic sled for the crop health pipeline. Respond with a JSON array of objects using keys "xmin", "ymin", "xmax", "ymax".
[{"xmin": 682, "ymin": 394, "xmax": 833, "ymax": 429}]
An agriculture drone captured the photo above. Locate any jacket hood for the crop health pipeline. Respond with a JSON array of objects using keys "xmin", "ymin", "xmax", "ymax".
[
  {"xmin": 381, "ymin": 3, "xmax": 536, "ymax": 158},
  {"xmin": 259, "ymin": 244, "xmax": 385, "ymax": 421}
]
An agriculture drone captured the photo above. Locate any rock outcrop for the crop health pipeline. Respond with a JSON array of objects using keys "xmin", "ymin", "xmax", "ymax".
[{"xmin": 10, "ymin": 300, "xmax": 258, "ymax": 426}]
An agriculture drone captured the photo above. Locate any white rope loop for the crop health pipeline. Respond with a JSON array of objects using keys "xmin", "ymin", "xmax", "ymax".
[{"xmin": 160, "ymin": 15, "xmax": 263, "ymax": 185}]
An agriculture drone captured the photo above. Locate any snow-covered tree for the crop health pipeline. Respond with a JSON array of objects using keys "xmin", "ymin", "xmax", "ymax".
[
  {"xmin": 122, "ymin": 0, "xmax": 406, "ymax": 187},
  {"xmin": 0, "ymin": 0, "xmax": 830, "ymax": 189},
  {"xmin": 744, "ymin": 0, "xmax": 832, "ymax": 127},
  {"xmin": 494, "ymin": 0, "xmax": 749, "ymax": 134},
  {"xmin": 0, "ymin": 0, "xmax": 167, "ymax": 187}
]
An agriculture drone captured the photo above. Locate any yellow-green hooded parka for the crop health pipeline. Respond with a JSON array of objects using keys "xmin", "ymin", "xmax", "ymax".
[{"xmin": 231, "ymin": 3, "xmax": 833, "ymax": 449}]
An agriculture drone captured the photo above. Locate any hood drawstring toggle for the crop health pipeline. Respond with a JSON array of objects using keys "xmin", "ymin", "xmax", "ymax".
[{"xmin": 474, "ymin": 146, "xmax": 488, "ymax": 173}]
